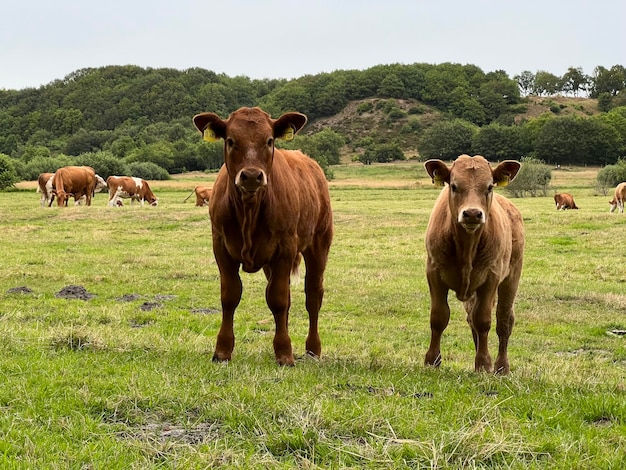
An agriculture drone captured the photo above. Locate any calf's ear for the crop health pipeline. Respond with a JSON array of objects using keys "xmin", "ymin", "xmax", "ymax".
[
  {"xmin": 193, "ymin": 113, "xmax": 227, "ymax": 142},
  {"xmin": 492, "ymin": 160, "xmax": 521, "ymax": 187},
  {"xmin": 274, "ymin": 112, "xmax": 307, "ymax": 141},
  {"xmin": 424, "ymin": 159, "xmax": 450, "ymax": 187}
]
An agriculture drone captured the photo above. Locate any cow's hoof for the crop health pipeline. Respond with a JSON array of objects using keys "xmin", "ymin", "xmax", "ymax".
[
  {"xmin": 305, "ymin": 350, "xmax": 320, "ymax": 361},
  {"xmin": 424, "ymin": 352, "xmax": 442, "ymax": 368},
  {"xmin": 212, "ymin": 352, "xmax": 231, "ymax": 363},
  {"xmin": 276, "ymin": 355, "xmax": 295, "ymax": 367}
]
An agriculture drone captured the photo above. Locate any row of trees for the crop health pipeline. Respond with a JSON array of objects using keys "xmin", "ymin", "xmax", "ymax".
[
  {"xmin": 515, "ymin": 66, "xmax": 626, "ymax": 100},
  {"xmin": 417, "ymin": 107, "xmax": 626, "ymax": 167},
  {"xmin": 1, "ymin": 62, "xmax": 626, "ymax": 186}
]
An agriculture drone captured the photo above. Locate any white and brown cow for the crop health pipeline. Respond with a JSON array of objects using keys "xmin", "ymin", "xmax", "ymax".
[
  {"xmin": 554, "ymin": 193, "xmax": 578, "ymax": 210},
  {"xmin": 106, "ymin": 176, "xmax": 158, "ymax": 207},
  {"xmin": 184, "ymin": 185, "xmax": 212, "ymax": 207},
  {"xmin": 37, "ymin": 172, "xmax": 55, "ymax": 207},
  {"xmin": 52, "ymin": 166, "xmax": 97, "ymax": 207},
  {"xmin": 424, "ymin": 155, "xmax": 524, "ymax": 374},
  {"xmin": 609, "ymin": 182, "xmax": 626, "ymax": 213}
]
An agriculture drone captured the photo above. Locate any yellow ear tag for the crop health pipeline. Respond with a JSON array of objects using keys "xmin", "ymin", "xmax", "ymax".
[
  {"xmin": 202, "ymin": 127, "xmax": 218, "ymax": 142},
  {"xmin": 281, "ymin": 125, "xmax": 295, "ymax": 141},
  {"xmin": 496, "ymin": 175, "xmax": 510, "ymax": 187},
  {"xmin": 433, "ymin": 173, "xmax": 445, "ymax": 187}
]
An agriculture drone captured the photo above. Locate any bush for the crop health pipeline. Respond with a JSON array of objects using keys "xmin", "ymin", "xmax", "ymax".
[
  {"xmin": 0, "ymin": 153, "xmax": 19, "ymax": 189},
  {"xmin": 18, "ymin": 155, "xmax": 75, "ymax": 181},
  {"xmin": 75, "ymin": 151, "xmax": 129, "ymax": 179},
  {"xmin": 596, "ymin": 159, "xmax": 626, "ymax": 194},
  {"xmin": 356, "ymin": 102, "xmax": 374, "ymax": 114},
  {"xmin": 504, "ymin": 156, "xmax": 552, "ymax": 198},
  {"xmin": 358, "ymin": 142, "xmax": 405, "ymax": 164},
  {"xmin": 127, "ymin": 162, "xmax": 170, "ymax": 180}
]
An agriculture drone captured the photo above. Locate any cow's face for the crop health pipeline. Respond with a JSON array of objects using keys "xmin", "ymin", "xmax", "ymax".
[
  {"xmin": 425, "ymin": 155, "xmax": 521, "ymax": 234},
  {"xmin": 193, "ymin": 107, "xmax": 307, "ymax": 198},
  {"xmin": 55, "ymin": 189, "xmax": 69, "ymax": 207}
]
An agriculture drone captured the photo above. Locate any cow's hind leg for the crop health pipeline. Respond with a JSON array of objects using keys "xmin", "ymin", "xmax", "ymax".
[{"xmin": 302, "ymin": 245, "xmax": 330, "ymax": 359}]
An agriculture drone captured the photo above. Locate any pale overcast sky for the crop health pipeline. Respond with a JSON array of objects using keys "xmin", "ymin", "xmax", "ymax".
[{"xmin": 1, "ymin": 0, "xmax": 624, "ymax": 90}]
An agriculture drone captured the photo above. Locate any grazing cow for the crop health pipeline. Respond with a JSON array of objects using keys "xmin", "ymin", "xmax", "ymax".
[
  {"xmin": 52, "ymin": 166, "xmax": 97, "ymax": 207},
  {"xmin": 106, "ymin": 176, "xmax": 158, "ymax": 207},
  {"xmin": 37, "ymin": 172, "xmax": 55, "ymax": 207},
  {"xmin": 609, "ymin": 182, "xmax": 626, "ymax": 213},
  {"xmin": 554, "ymin": 193, "xmax": 579, "ymax": 210},
  {"xmin": 184, "ymin": 185, "xmax": 212, "ymax": 206},
  {"xmin": 423, "ymin": 155, "xmax": 524, "ymax": 374},
  {"xmin": 193, "ymin": 106, "xmax": 333, "ymax": 366}
]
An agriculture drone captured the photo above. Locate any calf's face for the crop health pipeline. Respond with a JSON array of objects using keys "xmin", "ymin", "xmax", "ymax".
[
  {"xmin": 425, "ymin": 155, "xmax": 520, "ymax": 233},
  {"xmin": 193, "ymin": 107, "xmax": 307, "ymax": 196}
]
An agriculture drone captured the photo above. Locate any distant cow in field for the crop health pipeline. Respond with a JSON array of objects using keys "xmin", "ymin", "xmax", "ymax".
[
  {"xmin": 193, "ymin": 106, "xmax": 333, "ymax": 366},
  {"xmin": 609, "ymin": 182, "xmax": 626, "ymax": 213},
  {"xmin": 37, "ymin": 172, "xmax": 55, "ymax": 207},
  {"xmin": 52, "ymin": 166, "xmax": 97, "ymax": 207},
  {"xmin": 554, "ymin": 193, "xmax": 578, "ymax": 210},
  {"xmin": 106, "ymin": 176, "xmax": 158, "ymax": 207},
  {"xmin": 184, "ymin": 185, "xmax": 212, "ymax": 206},
  {"xmin": 423, "ymin": 155, "xmax": 524, "ymax": 374}
]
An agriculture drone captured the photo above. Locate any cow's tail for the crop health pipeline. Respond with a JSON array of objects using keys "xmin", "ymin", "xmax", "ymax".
[
  {"xmin": 291, "ymin": 253, "xmax": 302, "ymax": 285},
  {"xmin": 183, "ymin": 190, "xmax": 195, "ymax": 203}
]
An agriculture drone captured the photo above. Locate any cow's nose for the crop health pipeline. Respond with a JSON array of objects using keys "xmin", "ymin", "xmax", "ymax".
[
  {"xmin": 236, "ymin": 168, "xmax": 267, "ymax": 191},
  {"xmin": 462, "ymin": 208, "xmax": 483, "ymax": 222}
]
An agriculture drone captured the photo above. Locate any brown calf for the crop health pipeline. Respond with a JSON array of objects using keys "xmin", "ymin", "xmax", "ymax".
[
  {"xmin": 554, "ymin": 193, "xmax": 578, "ymax": 210},
  {"xmin": 424, "ymin": 155, "xmax": 524, "ymax": 374},
  {"xmin": 37, "ymin": 172, "xmax": 55, "ymax": 207},
  {"xmin": 193, "ymin": 107, "xmax": 333, "ymax": 366},
  {"xmin": 609, "ymin": 182, "xmax": 626, "ymax": 213}
]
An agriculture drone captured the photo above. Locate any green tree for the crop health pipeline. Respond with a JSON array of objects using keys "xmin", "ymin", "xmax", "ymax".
[
  {"xmin": 561, "ymin": 67, "xmax": 588, "ymax": 97},
  {"xmin": 377, "ymin": 73, "xmax": 406, "ymax": 98},
  {"xmin": 418, "ymin": 119, "xmax": 478, "ymax": 160},
  {"xmin": 504, "ymin": 156, "xmax": 551, "ymax": 197},
  {"xmin": 472, "ymin": 124, "xmax": 524, "ymax": 160},
  {"xmin": 0, "ymin": 153, "xmax": 18, "ymax": 189},
  {"xmin": 514, "ymin": 70, "xmax": 535, "ymax": 96},
  {"xmin": 533, "ymin": 71, "xmax": 561, "ymax": 96},
  {"xmin": 126, "ymin": 142, "xmax": 175, "ymax": 172}
]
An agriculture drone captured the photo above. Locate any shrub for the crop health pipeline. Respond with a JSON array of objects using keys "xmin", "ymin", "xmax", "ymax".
[
  {"xmin": 0, "ymin": 153, "xmax": 19, "ymax": 190},
  {"xmin": 356, "ymin": 102, "xmax": 374, "ymax": 114},
  {"xmin": 504, "ymin": 156, "xmax": 552, "ymax": 197},
  {"xmin": 18, "ymin": 155, "xmax": 76, "ymax": 181},
  {"xmin": 596, "ymin": 159, "xmax": 626, "ymax": 194},
  {"xmin": 127, "ymin": 162, "xmax": 170, "ymax": 180},
  {"xmin": 75, "ymin": 151, "xmax": 129, "ymax": 179}
]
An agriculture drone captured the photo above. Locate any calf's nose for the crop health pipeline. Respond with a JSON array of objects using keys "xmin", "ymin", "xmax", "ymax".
[
  {"xmin": 236, "ymin": 168, "xmax": 267, "ymax": 192},
  {"xmin": 461, "ymin": 208, "xmax": 484, "ymax": 223}
]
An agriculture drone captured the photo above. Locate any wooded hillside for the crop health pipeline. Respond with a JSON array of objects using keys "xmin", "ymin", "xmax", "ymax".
[{"xmin": 0, "ymin": 63, "xmax": 625, "ymax": 184}]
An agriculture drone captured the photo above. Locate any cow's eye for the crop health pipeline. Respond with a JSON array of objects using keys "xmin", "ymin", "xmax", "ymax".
[
  {"xmin": 225, "ymin": 138, "xmax": 234, "ymax": 150},
  {"xmin": 267, "ymin": 138, "xmax": 274, "ymax": 147},
  {"xmin": 487, "ymin": 184, "xmax": 494, "ymax": 194},
  {"xmin": 450, "ymin": 183, "xmax": 458, "ymax": 193}
]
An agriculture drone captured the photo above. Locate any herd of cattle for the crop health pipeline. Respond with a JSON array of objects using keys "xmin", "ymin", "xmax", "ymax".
[
  {"xmin": 32, "ymin": 106, "xmax": 626, "ymax": 373},
  {"xmin": 37, "ymin": 166, "xmax": 158, "ymax": 207}
]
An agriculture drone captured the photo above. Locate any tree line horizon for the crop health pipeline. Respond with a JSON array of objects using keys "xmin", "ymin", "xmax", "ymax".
[{"xmin": 0, "ymin": 62, "xmax": 625, "ymax": 187}]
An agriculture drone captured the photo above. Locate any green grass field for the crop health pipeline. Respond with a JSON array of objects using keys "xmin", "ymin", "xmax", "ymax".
[{"xmin": 1, "ymin": 162, "xmax": 625, "ymax": 468}]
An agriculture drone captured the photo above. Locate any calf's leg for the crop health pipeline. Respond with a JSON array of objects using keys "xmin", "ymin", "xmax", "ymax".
[
  {"xmin": 302, "ymin": 245, "xmax": 330, "ymax": 358},
  {"xmin": 425, "ymin": 272, "xmax": 449, "ymax": 367}
]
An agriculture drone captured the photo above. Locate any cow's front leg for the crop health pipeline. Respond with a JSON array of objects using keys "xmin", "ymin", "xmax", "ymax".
[
  {"xmin": 213, "ymin": 247, "xmax": 242, "ymax": 362},
  {"xmin": 266, "ymin": 263, "xmax": 294, "ymax": 366},
  {"xmin": 467, "ymin": 286, "xmax": 497, "ymax": 373},
  {"xmin": 425, "ymin": 270, "xmax": 449, "ymax": 368}
]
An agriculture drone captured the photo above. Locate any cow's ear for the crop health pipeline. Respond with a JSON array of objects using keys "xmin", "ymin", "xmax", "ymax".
[
  {"xmin": 274, "ymin": 112, "xmax": 307, "ymax": 141},
  {"xmin": 424, "ymin": 159, "xmax": 450, "ymax": 187},
  {"xmin": 193, "ymin": 113, "xmax": 227, "ymax": 142},
  {"xmin": 493, "ymin": 160, "xmax": 521, "ymax": 187}
]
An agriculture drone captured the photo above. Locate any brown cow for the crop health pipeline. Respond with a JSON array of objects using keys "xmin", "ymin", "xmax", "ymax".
[
  {"xmin": 52, "ymin": 166, "xmax": 97, "ymax": 207},
  {"xmin": 193, "ymin": 107, "xmax": 333, "ymax": 366},
  {"xmin": 37, "ymin": 172, "xmax": 55, "ymax": 207},
  {"xmin": 184, "ymin": 185, "xmax": 212, "ymax": 206},
  {"xmin": 423, "ymin": 155, "xmax": 524, "ymax": 374},
  {"xmin": 106, "ymin": 176, "xmax": 158, "ymax": 207},
  {"xmin": 554, "ymin": 193, "xmax": 578, "ymax": 210},
  {"xmin": 609, "ymin": 182, "xmax": 626, "ymax": 213}
]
